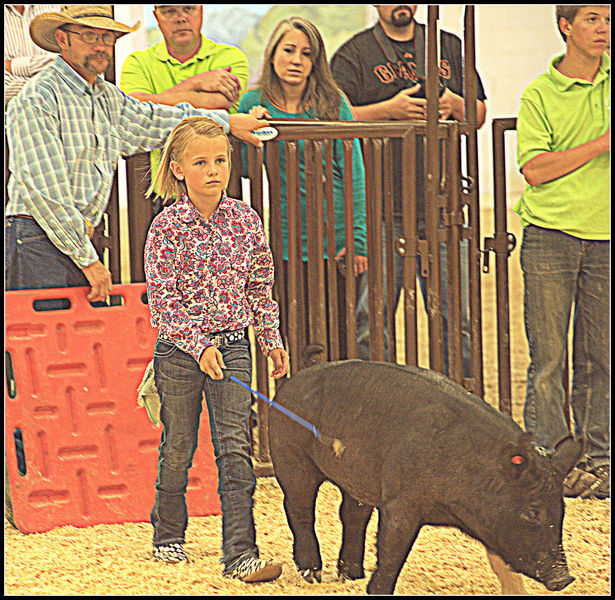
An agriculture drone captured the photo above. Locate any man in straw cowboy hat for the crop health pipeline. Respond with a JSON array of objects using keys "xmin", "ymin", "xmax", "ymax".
[{"xmin": 5, "ymin": 5, "xmax": 266, "ymax": 303}]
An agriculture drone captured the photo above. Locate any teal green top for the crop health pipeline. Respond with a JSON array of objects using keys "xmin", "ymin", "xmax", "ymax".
[
  {"xmin": 238, "ymin": 89, "xmax": 367, "ymax": 260},
  {"xmin": 120, "ymin": 35, "xmax": 249, "ymax": 185},
  {"xmin": 515, "ymin": 52, "xmax": 610, "ymax": 240}
]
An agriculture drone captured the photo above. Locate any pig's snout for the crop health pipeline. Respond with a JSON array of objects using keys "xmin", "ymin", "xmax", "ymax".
[
  {"xmin": 545, "ymin": 573, "xmax": 574, "ymax": 592},
  {"xmin": 535, "ymin": 549, "xmax": 575, "ymax": 592}
]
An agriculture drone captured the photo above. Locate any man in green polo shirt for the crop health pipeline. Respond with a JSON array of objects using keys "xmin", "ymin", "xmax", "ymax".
[
  {"xmin": 515, "ymin": 5, "xmax": 610, "ymax": 499},
  {"xmin": 120, "ymin": 5, "xmax": 249, "ymax": 193}
]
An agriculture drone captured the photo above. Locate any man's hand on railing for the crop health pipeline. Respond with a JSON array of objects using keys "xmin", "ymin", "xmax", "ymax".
[{"xmin": 228, "ymin": 113, "xmax": 269, "ymax": 148}]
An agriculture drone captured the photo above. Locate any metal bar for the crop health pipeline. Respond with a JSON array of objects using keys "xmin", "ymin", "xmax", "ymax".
[
  {"xmin": 401, "ymin": 129, "xmax": 418, "ymax": 366},
  {"xmin": 227, "ymin": 138, "xmax": 243, "ymax": 199},
  {"xmin": 491, "ymin": 118, "xmax": 515, "ymax": 416},
  {"xmin": 383, "ymin": 139, "xmax": 397, "ymax": 362},
  {"xmin": 323, "ymin": 141, "xmax": 340, "ymax": 361},
  {"xmin": 425, "ymin": 6, "xmax": 445, "ymax": 373},
  {"xmin": 285, "ymin": 142, "xmax": 301, "ymax": 373},
  {"xmin": 463, "ymin": 5, "xmax": 484, "ymax": 396},
  {"xmin": 124, "ymin": 153, "xmax": 153, "ymax": 283},
  {"xmin": 304, "ymin": 140, "xmax": 327, "ymax": 360},
  {"xmin": 266, "ymin": 143, "xmax": 287, "ymax": 345},
  {"xmin": 245, "ymin": 144, "xmax": 270, "ymax": 461},
  {"xmin": 342, "ymin": 139, "xmax": 358, "ymax": 358},
  {"xmin": 365, "ymin": 139, "xmax": 386, "ymax": 362},
  {"xmin": 445, "ymin": 123, "xmax": 464, "ymax": 384}
]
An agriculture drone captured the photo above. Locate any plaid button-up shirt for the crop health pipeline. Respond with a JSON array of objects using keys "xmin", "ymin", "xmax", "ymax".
[
  {"xmin": 5, "ymin": 56, "xmax": 229, "ymax": 267},
  {"xmin": 144, "ymin": 194, "xmax": 283, "ymax": 361}
]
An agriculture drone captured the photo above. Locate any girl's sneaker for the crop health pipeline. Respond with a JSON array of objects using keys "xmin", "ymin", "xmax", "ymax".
[
  {"xmin": 224, "ymin": 556, "xmax": 282, "ymax": 583},
  {"xmin": 153, "ymin": 543, "xmax": 188, "ymax": 563}
]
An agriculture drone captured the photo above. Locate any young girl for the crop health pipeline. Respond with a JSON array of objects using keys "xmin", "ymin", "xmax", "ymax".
[
  {"xmin": 238, "ymin": 16, "xmax": 368, "ymax": 360},
  {"xmin": 144, "ymin": 117, "xmax": 289, "ymax": 582}
]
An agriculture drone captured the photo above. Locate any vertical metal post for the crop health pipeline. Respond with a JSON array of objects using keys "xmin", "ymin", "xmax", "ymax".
[
  {"xmin": 285, "ymin": 142, "xmax": 301, "ymax": 373},
  {"xmin": 463, "ymin": 5, "xmax": 484, "ymax": 396},
  {"xmin": 425, "ymin": 6, "xmax": 444, "ymax": 373},
  {"xmin": 491, "ymin": 118, "xmax": 514, "ymax": 416},
  {"xmin": 324, "ymin": 141, "xmax": 341, "ymax": 360},
  {"xmin": 304, "ymin": 140, "xmax": 327, "ymax": 359},
  {"xmin": 365, "ymin": 138, "xmax": 386, "ymax": 361},
  {"xmin": 400, "ymin": 129, "xmax": 419, "ymax": 366},
  {"xmin": 342, "ymin": 140, "xmax": 358, "ymax": 358}
]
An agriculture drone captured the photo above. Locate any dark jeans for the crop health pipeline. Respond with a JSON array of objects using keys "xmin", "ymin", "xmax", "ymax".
[
  {"xmin": 151, "ymin": 336, "xmax": 258, "ymax": 570},
  {"xmin": 5, "ymin": 216, "xmax": 90, "ymax": 290},
  {"xmin": 356, "ymin": 219, "xmax": 471, "ymax": 376},
  {"xmin": 520, "ymin": 225, "xmax": 610, "ymax": 468}
]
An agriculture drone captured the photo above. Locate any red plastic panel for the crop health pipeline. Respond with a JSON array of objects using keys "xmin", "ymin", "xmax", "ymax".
[{"xmin": 5, "ymin": 284, "xmax": 221, "ymax": 533}]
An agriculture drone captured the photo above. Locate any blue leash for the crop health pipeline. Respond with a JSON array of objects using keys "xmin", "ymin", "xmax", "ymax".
[
  {"xmin": 228, "ymin": 375, "xmax": 345, "ymax": 456},
  {"xmin": 228, "ymin": 375, "xmax": 319, "ymax": 439}
]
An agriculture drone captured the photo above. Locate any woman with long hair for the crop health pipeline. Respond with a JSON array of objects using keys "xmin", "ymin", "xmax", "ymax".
[{"xmin": 238, "ymin": 16, "xmax": 368, "ymax": 359}]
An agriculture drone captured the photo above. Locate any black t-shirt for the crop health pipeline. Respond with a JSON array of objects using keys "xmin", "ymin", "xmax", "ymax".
[{"xmin": 331, "ymin": 22, "xmax": 487, "ymax": 222}]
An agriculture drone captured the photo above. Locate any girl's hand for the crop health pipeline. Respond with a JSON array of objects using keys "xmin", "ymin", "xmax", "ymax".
[
  {"xmin": 249, "ymin": 105, "xmax": 272, "ymax": 120},
  {"xmin": 199, "ymin": 345, "xmax": 226, "ymax": 380},
  {"xmin": 269, "ymin": 348, "xmax": 289, "ymax": 379}
]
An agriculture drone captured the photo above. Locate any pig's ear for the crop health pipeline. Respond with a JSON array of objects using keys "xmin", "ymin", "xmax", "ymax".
[
  {"xmin": 499, "ymin": 432, "xmax": 533, "ymax": 480},
  {"xmin": 550, "ymin": 435, "xmax": 584, "ymax": 477}
]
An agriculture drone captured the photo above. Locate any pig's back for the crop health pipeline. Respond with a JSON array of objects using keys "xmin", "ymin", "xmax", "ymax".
[{"xmin": 272, "ymin": 360, "xmax": 519, "ymax": 450}]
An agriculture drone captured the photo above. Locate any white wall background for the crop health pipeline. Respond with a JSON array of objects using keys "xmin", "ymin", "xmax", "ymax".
[{"xmin": 114, "ymin": 4, "xmax": 567, "ymax": 207}]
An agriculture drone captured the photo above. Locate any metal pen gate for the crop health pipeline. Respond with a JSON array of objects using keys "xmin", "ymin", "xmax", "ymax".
[{"xmin": 231, "ymin": 116, "xmax": 484, "ymax": 467}]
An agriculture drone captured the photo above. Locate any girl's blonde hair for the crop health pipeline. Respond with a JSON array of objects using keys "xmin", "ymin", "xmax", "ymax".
[
  {"xmin": 148, "ymin": 117, "xmax": 231, "ymax": 203},
  {"xmin": 257, "ymin": 16, "xmax": 344, "ymax": 121}
]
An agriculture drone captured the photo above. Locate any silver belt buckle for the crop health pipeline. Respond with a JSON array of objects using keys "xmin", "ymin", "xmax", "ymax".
[
  {"xmin": 225, "ymin": 329, "xmax": 244, "ymax": 343},
  {"xmin": 211, "ymin": 334, "xmax": 223, "ymax": 349}
]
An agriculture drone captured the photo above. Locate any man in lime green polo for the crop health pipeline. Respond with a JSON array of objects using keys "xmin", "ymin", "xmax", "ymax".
[
  {"xmin": 515, "ymin": 5, "xmax": 610, "ymax": 499},
  {"xmin": 120, "ymin": 5, "xmax": 249, "ymax": 194}
]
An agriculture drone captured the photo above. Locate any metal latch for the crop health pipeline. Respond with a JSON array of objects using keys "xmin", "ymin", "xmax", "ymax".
[{"xmin": 482, "ymin": 232, "xmax": 517, "ymax": 273}]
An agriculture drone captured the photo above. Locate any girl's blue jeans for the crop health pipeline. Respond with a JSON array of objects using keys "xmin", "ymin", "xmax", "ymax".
[
  {"xmin": 520, "ymin": 225, "xmax": 610, "ymax": 468},
  {"xmin": 151, "ymin": 336, "xmax": 258, "ymax": 571}
]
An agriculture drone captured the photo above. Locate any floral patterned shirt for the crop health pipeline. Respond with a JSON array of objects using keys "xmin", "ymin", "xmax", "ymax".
[{"xmin": 144, "ymin": 193, "xmax": 283, "ymax": 362}]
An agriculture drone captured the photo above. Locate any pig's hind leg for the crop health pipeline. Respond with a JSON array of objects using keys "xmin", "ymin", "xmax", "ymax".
[
  {"xmin": 274, "ymin": 448, "xmax": 326, "ymax": 583},
  {"xmin": 338, "ymin": 489, "xmax": 374, "ymax": 581}
]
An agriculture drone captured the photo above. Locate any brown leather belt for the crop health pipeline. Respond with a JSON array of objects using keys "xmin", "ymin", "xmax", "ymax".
[{"xmin": 11, "ymin": 214, "xmax": 95, "ymax": 239}]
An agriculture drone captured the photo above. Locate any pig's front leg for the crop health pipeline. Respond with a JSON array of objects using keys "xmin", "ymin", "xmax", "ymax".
[
  {"xmin": 338, "ymin": 489, "xmax": 374, "ymax": 580},
  {"xmin": 486, "ymin": 549, "xmax": 528, "ymax": 594},
  {"xmin": 273, "ymin": 444, "xmax": 325, "ymax": 583},
  {"xmin": 366, "ymin": 500, "xmax": 420, "ymax": 595}
]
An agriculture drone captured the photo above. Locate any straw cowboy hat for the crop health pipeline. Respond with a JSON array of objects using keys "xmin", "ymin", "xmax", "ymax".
[{"xmin": 30, "ymin": 5, "xmax": 140, "ymax": 53}]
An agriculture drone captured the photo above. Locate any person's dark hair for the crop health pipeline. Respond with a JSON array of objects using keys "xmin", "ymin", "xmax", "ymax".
[{"xmin": 257, "ymin": 16, "xmax": 344, "ymax": 121}]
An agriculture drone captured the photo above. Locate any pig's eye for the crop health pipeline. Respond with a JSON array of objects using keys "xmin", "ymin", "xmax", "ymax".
[{"xmin": 521, "ymin": 508, "xmax": 541, "ymax": 524}]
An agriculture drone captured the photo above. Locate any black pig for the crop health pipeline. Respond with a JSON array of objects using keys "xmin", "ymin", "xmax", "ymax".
[{"xmin": 268, "ymin": 360, "xmax": 582, "ymax": 595}]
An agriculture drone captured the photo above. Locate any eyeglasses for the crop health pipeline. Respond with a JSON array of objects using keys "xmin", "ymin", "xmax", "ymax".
[
  {"xmin": 156, "ymin": 6, "xmax": 199, "ymax": 20},
  {"xmin": 62, "ymin": 28, "xmax": 118, "ymax": 46}
]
